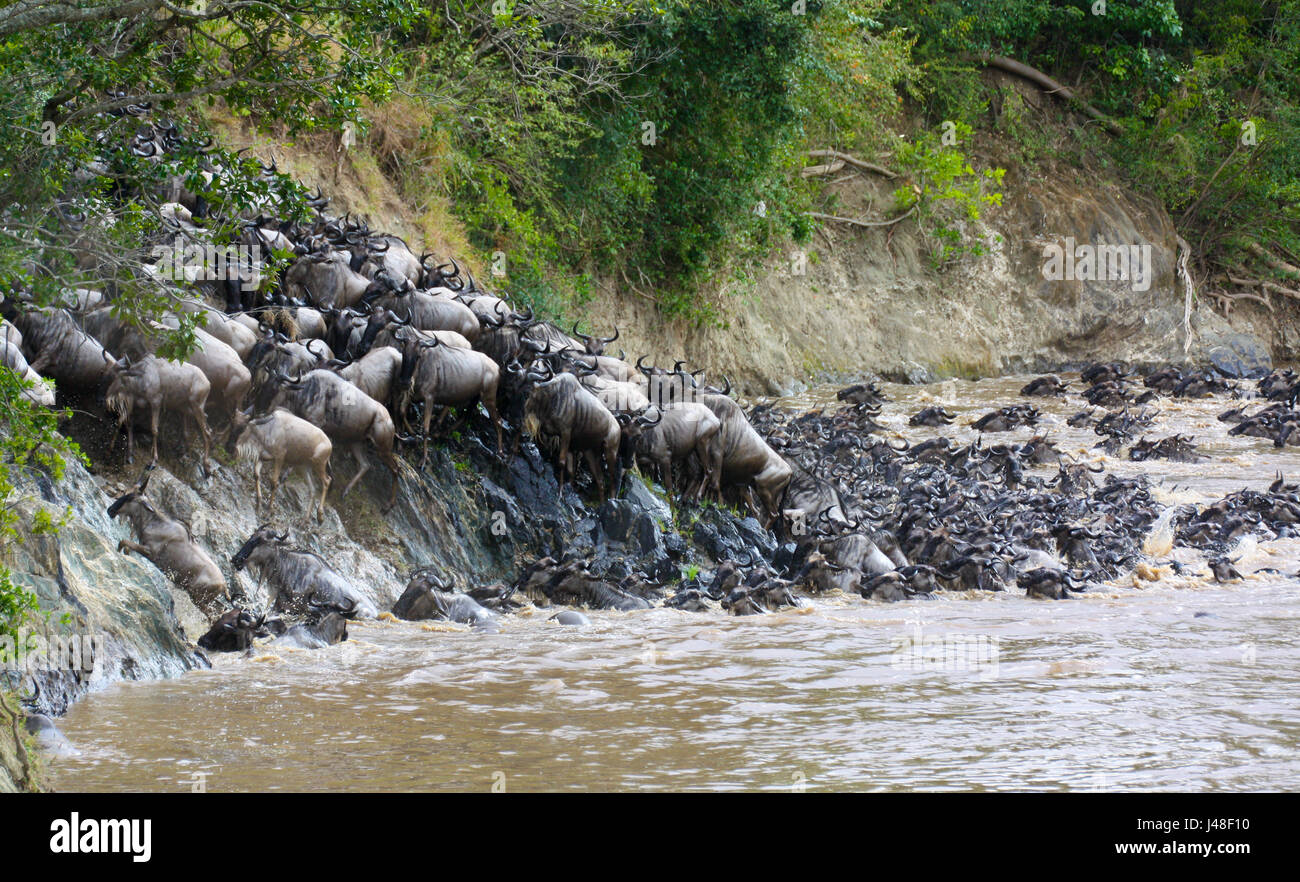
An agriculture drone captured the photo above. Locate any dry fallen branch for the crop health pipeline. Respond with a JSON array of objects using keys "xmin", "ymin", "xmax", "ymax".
[
  {"xmin": 801, "ymin": 159, "xmax": 845, "ymax": 178},
  {"xmin": 1229, "ymin": 275, "xmax": 1300, "ymax": 301},
  {"xmin": 1246, "ymin": 242, "xmax": 1300, "ymax": 278},
  {"xmin": 1213, "ymin": 289, "xmax": 1274, "ymax": 315}
]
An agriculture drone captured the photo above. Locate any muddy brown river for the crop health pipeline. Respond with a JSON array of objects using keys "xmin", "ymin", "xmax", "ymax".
[{"xmin": 49, "ymin": 375, "xmax": 1300, "ymax": 791}]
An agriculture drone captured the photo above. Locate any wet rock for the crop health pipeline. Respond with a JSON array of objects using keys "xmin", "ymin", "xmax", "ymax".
[
  {"xmin": 596, "ymin": 499, "xmax": 638, "ymax": 543},
  {"xmin": 882, "ymin": 361, "xmax": 935, "ymax": 385},
  {"xmin": 24, "ymin": 714, "xmax": 78, "ymax": 757},
  {"xmin": 690, "ymin": 506, "xmax": 776, "ymax": 565},
  {"xmin": 633, "ymin": 514, "xmax": 663, "ymax": 556},
  {"xmin": 551, "ymin": 610, "xmax": 591, "ymax": 626},
  {"xmin": 733, "ymin": 516, "xmax": 777, "ymax": 559},
  {"xmin": 622, "ymin": 476, "xmax": 672, "ymax": 523},
  {"xmin": 1205, "ymin": 332, "xmax": 1271, "ymax": 379}
]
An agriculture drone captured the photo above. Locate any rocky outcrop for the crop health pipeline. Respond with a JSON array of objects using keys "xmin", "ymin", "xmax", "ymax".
[{"xmin": 3, "ymin": 410, "xmax": 776, "ymax": 719}]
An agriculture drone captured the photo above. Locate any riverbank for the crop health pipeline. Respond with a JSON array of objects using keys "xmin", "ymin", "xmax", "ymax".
[
  {"xmin": 45, "ymin": 372, "xmax": 1300, "ymax": 792},
  {"xmin": 0, "ymin": 692, "xmax": 42, "ymax": 792}
]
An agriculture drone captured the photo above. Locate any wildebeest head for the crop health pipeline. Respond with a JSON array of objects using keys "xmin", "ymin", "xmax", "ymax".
[
  {"xmin": 106, "ymin": 465, "xmax": 155, "ymax": 518},
  {"xmin": 231, "ymin": 524, "xmax": 286, "ymax": 570},
  {"xmin": 571, "ymin": 323, "xmax": 618, "ymax": 356},
  {"xmin": 197, "ymin": 608, "xmax": 265, "ymax": 653}
]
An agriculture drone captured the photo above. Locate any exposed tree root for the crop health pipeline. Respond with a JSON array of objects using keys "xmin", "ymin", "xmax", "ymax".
[
  {"xmin": 804, "ymin": 150, "xmax": 898, "ymax": 180},
  {"xmin": 804, "ymin": 206, "xmax": 916, "ymax": 229}
]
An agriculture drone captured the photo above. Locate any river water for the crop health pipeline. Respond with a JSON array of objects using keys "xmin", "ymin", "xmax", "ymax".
[{"xmin": 48, "ymin": 374, "xmax": 1300, "ymax": 791}]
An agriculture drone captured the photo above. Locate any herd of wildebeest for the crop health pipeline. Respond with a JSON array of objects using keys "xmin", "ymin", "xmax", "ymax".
[{"xmin": 3, "ymin": 116, "xmax": 1299, "ymax": 657}]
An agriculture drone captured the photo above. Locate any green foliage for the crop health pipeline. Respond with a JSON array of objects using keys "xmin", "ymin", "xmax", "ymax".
[
  {"xmin": 893, "ymin": 122, "xmax": 1005, "ymax": 267},
  {"xmin": 884, "ymin": 0, "xmax": 1300, "ymax": 286},
  {"xmin": 0, "ymin": 366, "xmax": 83, "ymax": 651},
  {"xmin": 1114, "ymin": 1, "xmax": 1300, "ymax": 272},
  {"xmin": 395, "ymin": 0, "xmax": 913, "ymax": 325},
  {"xmin": 883, "ymin": 0, "xmax": 1183, "ymax": 121}
]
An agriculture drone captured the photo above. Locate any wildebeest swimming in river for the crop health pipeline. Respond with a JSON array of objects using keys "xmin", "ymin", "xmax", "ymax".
[{"xmin": 231, "ymin": 524, "xmax": 378, "ymax": 619}]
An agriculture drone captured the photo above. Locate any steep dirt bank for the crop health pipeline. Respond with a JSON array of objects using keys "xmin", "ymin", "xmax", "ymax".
[{"xmin": 585, "ymin": 152, "xmax": 1283, "ymax": 395}]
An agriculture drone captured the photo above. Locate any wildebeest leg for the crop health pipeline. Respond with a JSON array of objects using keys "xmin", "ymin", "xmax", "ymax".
[
  {"xmin": 119, "ymin": 409, "xmax": 135, "ymax": 465},
  {"xmin": 693, "ymin": 436, "xmax": 717, "ymax": 501},
  {"xmin": 253, "ymin": 458, "xmax": 265, "ymax": 515},
  {"xmin": 342, "ymin": 444, "xmax": 370, "ymax": 497},
  {"xmin": 379, "ymin": 446, "xmax": 400, "ymax": 509},
  {"xmin": 116, "ymin": 539, "xmax": 156, "ymax": 564},
  {"xmin": 420, "ymin": 394, "xmax": 434, "ymax": 469},
  {"xmin": 313, "ymin": 456, "xmax": 332, "ymax": 523},
  {"xmin": 193, "ymin": 402, "xmax": 212, "ymax": 474},
  {"xmin": 584, "ymin": 449, "xmax": 604, "ymax": 501},
  {"xmin": 265, "ymin": 456, "xmax": 284, "ymax": 514},
  {"xmin": 557, "ymin": 431, "xmax": 572, "ymax": 490},
  {"xmin": 606, "ymin": 436, "xmax": 621, "ymax": 501},
  {"xmin": 657, "ymin": 453, "xmax": 674, "ymax": 502},
  {"xmin": 483, "ymin": 383, "xmax": 504, "ymax": 454},
  {"xmin": 150, "ymin": 402, "xmax": 161, "ymax": 465}
]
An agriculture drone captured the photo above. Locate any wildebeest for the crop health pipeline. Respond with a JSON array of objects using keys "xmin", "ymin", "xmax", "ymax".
[
  {"xmin": 230, "ymin": 524, "xmax": 378, "ymax": 619},
  {"xmin": 0, "ymin": 338, "xmax": 55, "ymax": 406},
  {"xmin": 256, "ymin": 368, "xmax": 401, "ymax": 506},
  {"xmin": 394, "ymin": 332, "xmax": 503, "ymax": 465},
  {"xmin": 197, "ymin": 608, "xmax": 267, "ymax": 652},
  {"xmin": 9, "ymin": 306, "xmax": 116, "ymax": 392},
  {"xmin": 699, "ymin": 392, "xmax": 792, "ymax": 524},
  {"xmin": 391, "ymin": 569, "xmax": 497, "ymax": 627},
  {"xmin": 105, "ymin": 355, "xmax": 213, "ymax": 470},
  {"xmin": 331, "ymin": 345, "xmax": 403, "ymax": 406},
  {"xmin": 107, "ymin": 468, "xmax": 227, "ymax": 613},
  {"xmin": 284, "ymin": 249, "xmax": 372, "ymax": 309},
  {"xmin": 366, "ymin": 279, "xmax": 480, "ymax": 343},
  {"xmin": 631, "ymin": 402, "xmax": 720, "ymax": 500},
  {"xmin": 232, "ymin": 408, "xmax": 333, "ymax": 522},
  {"xmin": 522, "ymin": 370, "xmax": 622, "ymax": 500}
]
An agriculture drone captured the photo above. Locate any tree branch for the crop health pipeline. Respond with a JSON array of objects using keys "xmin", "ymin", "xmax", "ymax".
[{"xmin": 973, "ymin": 54, "xmax": 1124, "ymax": 136}]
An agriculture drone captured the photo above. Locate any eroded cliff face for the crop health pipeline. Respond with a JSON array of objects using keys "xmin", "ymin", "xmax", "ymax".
[{"xmin": 580, "ymin": 155, "xmax": 1278, "ymax": 395}]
